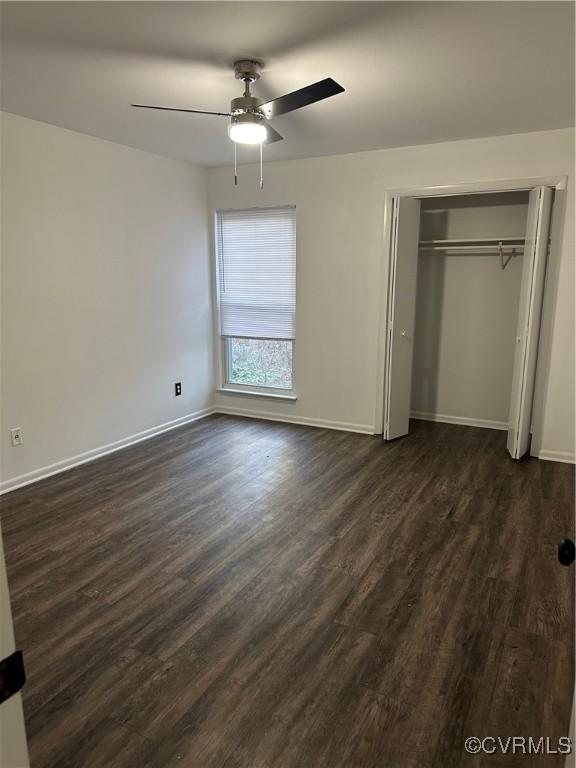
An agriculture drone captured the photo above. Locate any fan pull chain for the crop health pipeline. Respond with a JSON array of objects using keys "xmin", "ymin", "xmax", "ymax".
[
  {"xmin": 234, "ymin": 142, "xmax": 238, "ymax": 186},
  {"xmin": 259, "ymin": 142, "xmax": 264, "ymax": 190}
]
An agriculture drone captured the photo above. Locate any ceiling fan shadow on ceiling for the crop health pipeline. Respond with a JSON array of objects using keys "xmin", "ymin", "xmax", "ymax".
[{"xmin": 131, "ymin": 59, "xmax": 345, "ymax": 188}]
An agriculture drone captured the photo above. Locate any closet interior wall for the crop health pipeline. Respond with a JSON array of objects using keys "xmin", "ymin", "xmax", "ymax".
[{"xmin": 411, "ymin": 192, "xmax": 530, "ymax": 429}]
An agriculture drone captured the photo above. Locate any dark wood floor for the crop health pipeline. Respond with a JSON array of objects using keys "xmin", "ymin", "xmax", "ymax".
[{"xmin": 1, "ymin": 415, "xmax": 574, "ymax": 768}]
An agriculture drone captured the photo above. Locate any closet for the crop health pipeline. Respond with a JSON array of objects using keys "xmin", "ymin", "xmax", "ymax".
[{"xmin": 383, "ymin": 186, "xmax": 554, "ymax": 459}]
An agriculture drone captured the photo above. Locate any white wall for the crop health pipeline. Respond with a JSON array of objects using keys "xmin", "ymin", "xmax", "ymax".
[
  {"xmin": 208, "ymin": 128, "xmax": 575, "ymax": 460},
  {"xmin": 412, "ymin": 193, "xmax": 528, "ymax": 426},
  {"xmin": 1, "ymin": 113, "xmax": 214, "ymax": 487}
]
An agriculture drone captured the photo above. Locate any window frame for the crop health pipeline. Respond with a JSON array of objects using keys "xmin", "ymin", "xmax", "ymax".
[
  {"xmin": 214, "ymin": 206, "xmax": 297, "ymax": 400},
  {"xmin": 218, "ymin": 337, "xmax": 297, "ymax": 399}
]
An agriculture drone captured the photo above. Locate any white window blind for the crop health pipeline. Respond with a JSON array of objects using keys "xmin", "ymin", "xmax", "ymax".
[{"xmin": 216, "ymin": 206, "xmax": 296, "ymax": 340}]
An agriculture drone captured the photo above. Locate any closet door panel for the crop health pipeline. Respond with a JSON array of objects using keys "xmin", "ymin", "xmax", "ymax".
[
  {"xmin": 384, "ymin": 197, "xmax": 421, "ymax": 440},
  {"xmin": 507, "ymin": 186, "xmax": 553, "ymax": 459}
]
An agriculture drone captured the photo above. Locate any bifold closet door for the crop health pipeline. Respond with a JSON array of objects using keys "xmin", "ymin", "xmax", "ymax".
[
  {"xmin": 507, "ymin": 186, "xmax": 553, "ymax": 460},
  {"xmin": 383, "ymin": 197, "xmax": 421, "ymax": 440}
]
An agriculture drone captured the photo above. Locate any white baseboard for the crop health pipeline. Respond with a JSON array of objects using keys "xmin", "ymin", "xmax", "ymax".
[
  {"xmin": 0, "ymin": 407, "xmax": 214, "ymax": 495},
  {"xmin": 536, "ymin": 449, "xmax": 576, "ymax": 464},
  {"xmin": 410, "ymin": 411, "xmax": 508, "ymax": 431},
  {"xmin": 4, "ymin": 403, "xmax": 570, "ymax": 495},
  {"xmin": 214, "ymin": 405, "xmax": 375, "ymax": 435}
]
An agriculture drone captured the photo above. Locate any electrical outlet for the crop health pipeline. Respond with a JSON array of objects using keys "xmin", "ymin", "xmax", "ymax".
[
  {"xmin": 175, "ymin": 382, "xmax": 182, "ymax": 397},
  {"xmin": 10, "ymin": 428, "xmax": 23, "ymax": 447}
]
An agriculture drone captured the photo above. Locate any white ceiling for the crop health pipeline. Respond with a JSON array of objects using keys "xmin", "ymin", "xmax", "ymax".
[{"xmin": 1, "ymin": 2, "xmax": 573, "ymax": 167}]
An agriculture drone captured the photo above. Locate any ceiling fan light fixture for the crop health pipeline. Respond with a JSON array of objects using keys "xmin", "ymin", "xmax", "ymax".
[{"xmin": 228, "ymin": 113, "xmax": 267, "ymax": 145}]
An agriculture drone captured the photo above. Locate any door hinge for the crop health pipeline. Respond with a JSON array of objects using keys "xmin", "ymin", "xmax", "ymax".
[{"xmin": 0, "ymin": 650, "xmax": 26, "ymax": 704}]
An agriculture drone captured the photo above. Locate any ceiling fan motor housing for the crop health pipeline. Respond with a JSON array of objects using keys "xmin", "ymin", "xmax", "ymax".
[
  {"xmin": 230, "ymin": 95, "xmax": 262, "ymax": 116},
  {"xmin": 230, "ymin": 111, "xmax": 265, "ymax": 129}
]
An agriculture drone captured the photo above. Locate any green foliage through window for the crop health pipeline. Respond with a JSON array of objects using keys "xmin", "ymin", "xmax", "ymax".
[{"xmin": 228, "ymin": 338, "xmax": 293, "ymax": 390}]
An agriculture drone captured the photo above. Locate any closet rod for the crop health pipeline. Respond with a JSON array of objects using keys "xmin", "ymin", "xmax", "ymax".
[
  {"xmin": 418, "ymin": 238, "xmax": 525, "ymax": 270},
  {"xmin": 419, "ymin": 237, "xmax": 525, "ymax": 247},
  {"xmin": 419, "ymin": 244, "xmax": 523, "ymax": 252}
]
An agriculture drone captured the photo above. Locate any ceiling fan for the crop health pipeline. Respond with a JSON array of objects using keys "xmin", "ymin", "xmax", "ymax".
[{"xmin": 131, "ymin": 59, "xmax": 345, "ymax": 147}]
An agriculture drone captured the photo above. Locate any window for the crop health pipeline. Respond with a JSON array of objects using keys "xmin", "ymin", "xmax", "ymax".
[
  {"xmin": 228, "ymin": 338, "xmax": 293, "ymax": 389},
  {"xmin": 215, "ymin": 207, "xmax": 296, "ymax": 394}
]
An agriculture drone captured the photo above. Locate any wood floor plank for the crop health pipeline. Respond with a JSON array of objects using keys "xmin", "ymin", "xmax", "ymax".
[{"xmin": 1, "ymin": 415, "xmax": 573, "ymax": 768}]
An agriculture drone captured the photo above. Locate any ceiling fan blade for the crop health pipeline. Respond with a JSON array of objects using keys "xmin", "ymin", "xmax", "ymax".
[
  {"xmin": 265, "ymin": 125, "xmax": 284, "ymax": 143},
  {"xmin": 131, "ymin": 104, "xmax": 231, "ymax": 117},
  {"xmin": 259, "ymin": 78, "xmax": 344, "ymax": 119}
]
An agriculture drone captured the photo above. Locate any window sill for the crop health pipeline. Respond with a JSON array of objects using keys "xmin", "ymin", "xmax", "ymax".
[{"xmin": 216, "ymin": 387, "xmax": 297, "ymax": 401}]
